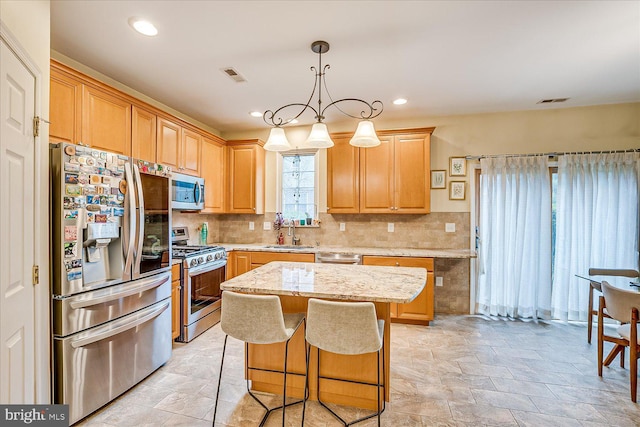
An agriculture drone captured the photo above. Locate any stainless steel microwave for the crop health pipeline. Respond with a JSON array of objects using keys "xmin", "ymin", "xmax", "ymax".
[{"xmin": 171, "ymin": 172, "xmax": 204, "ymax": 210}]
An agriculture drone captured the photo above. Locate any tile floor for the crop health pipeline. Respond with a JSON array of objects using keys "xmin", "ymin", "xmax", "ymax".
[{"xmin": 76, "ymin": 315, "xmax": 640, "ymax": 426}]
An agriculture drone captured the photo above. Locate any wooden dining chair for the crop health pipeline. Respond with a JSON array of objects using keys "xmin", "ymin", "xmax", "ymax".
[
  {"xmin": 587, "ymin": 268, "xmax": 639, "ymax": 343},
  {"xmin": 598, "ymin": 280, "xmax": 640, "ymax": 402}
]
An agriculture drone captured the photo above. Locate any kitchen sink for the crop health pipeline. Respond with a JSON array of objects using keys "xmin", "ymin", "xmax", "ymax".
[{"xmin": 264, "ymin": 245, "xmax": 314, "ymax": 249}]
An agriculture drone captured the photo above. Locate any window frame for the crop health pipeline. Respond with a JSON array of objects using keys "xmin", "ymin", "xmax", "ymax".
[{"xmin": 275, "ymin": 148, "xmax": 320, "ymax": 220}]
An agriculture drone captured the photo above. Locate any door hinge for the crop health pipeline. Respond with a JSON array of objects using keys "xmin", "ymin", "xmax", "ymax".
[
  {"xmin": 32, "ymin": 265, "xmax": 39, "ymax": 285},
  {"xmin": 33, "ymin": 116, "xmax": 50, "ymax": 138}
]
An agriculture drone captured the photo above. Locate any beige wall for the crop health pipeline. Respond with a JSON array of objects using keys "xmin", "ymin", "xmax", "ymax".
[
  {"xmin": 223, "ymin": 102, "xmax": 640, "ymax": 213},
  {"xmin": 1, "ymin": 0, "xmax": 51, "ymax": 404}
]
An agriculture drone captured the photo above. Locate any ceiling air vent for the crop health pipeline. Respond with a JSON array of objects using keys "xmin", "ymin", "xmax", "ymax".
[
  {"xmin": 537, "ymin": 98, "xmax": 570, "ymax": 104},
  {"xmin": 221, "ymin": 67, "xmax": 247, "ymax": 83}
]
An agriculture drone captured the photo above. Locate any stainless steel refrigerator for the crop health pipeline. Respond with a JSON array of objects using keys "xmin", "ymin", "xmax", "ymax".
[{"xmin": 50, "ymin": 143, "xmax": 173, "ymax": 424}]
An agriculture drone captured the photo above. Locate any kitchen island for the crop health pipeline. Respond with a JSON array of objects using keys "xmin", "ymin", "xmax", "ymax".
[{"xmin": 220, "ymin": 261, "xmax": 427, "ymax": 409}]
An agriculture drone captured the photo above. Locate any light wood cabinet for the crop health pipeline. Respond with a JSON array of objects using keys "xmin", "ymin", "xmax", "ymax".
[
  {"xmin": 181, "ymin": 128, "xmax": 201, "ymax": 176},
  {"xmin": 51, "ymin": 60, "xmax": 221, "ymax": 178},
  {"xmin": 156, "ymin": 116, "xmax": 201, "ymax": 176},
  {"xmin": 50, "ymin": 64, "xmax": 132, "ymax": 156},
  {"xmin": 131, "ymin": 105, "xmax": 157, "ymax": 162},
  {"xmin": 362, "ymin": 255, "xmax": 434, "ymax": 325},
  {"xmin": 49, "ymin": 68, "xmax": 82, "ymax": 144},
  {"xmin": 326, "ymin": 135, "xmax": 360, "ymax": 213},
  {"xmin": 359, "ymin": 135, "xmax": 394, "ymax": 212},
  {"xmin": 226, "ymin": 140, "xmax": 265, "ymax": 214},
  {"xmin": 226, "ymin": 251, "xmax": 314, "ymax": 279},
  {"xmin": 360, "ymin": 133, "xmax": 431, "ymax": 213},
  {"xmin": 171, "ymin": 263, "xmax": 181, "ymax": 340},
  {"xmin": 156, "ymin": 116, "xmax": 182, "ymax": 171},
  {"xmin": 82, "ymin": 85, "xmax": 131, "ymax": 156},
  {"xmin": 327, "ymin": 128, "xmax": 434, "ymax": 214},
  {"xmin": 201, "ymin": 136, "xmax": 225, "ymax": 213}
]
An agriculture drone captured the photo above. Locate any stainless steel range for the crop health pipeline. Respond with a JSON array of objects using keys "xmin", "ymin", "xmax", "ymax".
[{"xmin": 172, "ymin": 226, "xmax": 226, "ymax": 342}]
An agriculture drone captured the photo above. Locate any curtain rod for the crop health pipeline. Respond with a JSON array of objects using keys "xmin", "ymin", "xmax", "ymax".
[{"xmin": 465, "ymin": 148, "xmax": 640, "ymax": 160}]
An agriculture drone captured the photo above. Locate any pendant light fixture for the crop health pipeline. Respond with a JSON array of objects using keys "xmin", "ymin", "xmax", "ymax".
[{"xmin": 263, "ymin": 41, "xmax": 383, "ymax": 151}]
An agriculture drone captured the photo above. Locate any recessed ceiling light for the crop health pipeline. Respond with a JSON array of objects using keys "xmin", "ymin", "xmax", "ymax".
[
  {"xmin": 128, "ymin": 18, "xmax": 158, "ymax": 37},
  {"xmin": 393, "ymin": 98, "xmax": 407, "ymax": 105},
  {"xmin": 250, "ymin": 111, "xmax": 263, "ymax": 118}
]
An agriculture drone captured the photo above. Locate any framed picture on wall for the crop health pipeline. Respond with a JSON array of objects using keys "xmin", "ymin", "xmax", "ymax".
[
  {"xmin": 430, "ymin": 170, "xmax": 446, "ymax": 189},
  {"xmin": 449, "ymin": 181, "xmax": 466, "ymax": 200},
  {"xmin": 449, "ymin": 157, "xmax": 467, "ymax": 176}
]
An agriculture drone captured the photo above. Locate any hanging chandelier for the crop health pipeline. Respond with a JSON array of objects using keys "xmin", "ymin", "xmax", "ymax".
[{"xmin": 263, "ymin": 40, "xmax": 383, "ymax": 151}]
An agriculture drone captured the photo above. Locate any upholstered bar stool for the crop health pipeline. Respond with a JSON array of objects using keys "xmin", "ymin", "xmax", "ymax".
[
  {"xmin": 302, "ymin": 298, "xmax": 385, "ymax": 427},
  {"xmin": 587, "ymin": 268, "xmax": 639, "ymax": 343},
  {"xmin": 213, "ymin": 291, "xmax": 305, "ymax": 427}
]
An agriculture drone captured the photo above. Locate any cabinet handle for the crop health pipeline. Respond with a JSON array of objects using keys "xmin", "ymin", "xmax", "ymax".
[
  {"xmin": 252, "ymin": 207, "xmax": 256, "ymax": 211},
  {"xmin": 395, "ymin": 262, "xmax": 400, "ymax": 266}
]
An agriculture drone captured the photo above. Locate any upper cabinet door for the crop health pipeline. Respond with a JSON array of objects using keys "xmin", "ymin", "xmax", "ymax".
[
  {"xmin": 359, "ymin": 135, "xmax": 394, "ymax": 213},
  {"xmin": 156, "ymin": 117, "xmax": 181, "ymax": 170},
  {"xmin": 49, "ymin": 69, "xmax": 82, "ymax": 144},
  {"xmin": 327, "ymin": 135, "xmax": 359, "ymax": 213},
  {"xmin": 82, "ymin": 85, "xmax": 131, "ymax": 156},
  {"xmin": 131, "ymin": 105, "xmax": 157, "ymax": 162},
  {"xmin": 181, "ymin": 128, "xmax": 201, "ymax": 176},
  {"xmin": 201, "ymin": 136, "xmax": 225, "ymax": 213},
  {"xmin": 226, "ymin": 141, "xmax": 265, "ymax": 214},
  {"xmin": 394, "ymin": 133, "xmax": 430, "ymax": 213}
]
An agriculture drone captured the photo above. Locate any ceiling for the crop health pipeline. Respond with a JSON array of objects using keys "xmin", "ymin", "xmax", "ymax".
[{"xmin": 50, "ymin": 1, "xmax": 640, "ymax": 135}]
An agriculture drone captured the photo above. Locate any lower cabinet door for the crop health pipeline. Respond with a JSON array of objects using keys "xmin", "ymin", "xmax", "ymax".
[{"xmin": 362, "ymin": 256, "xmax": 434, "ymax": 325}]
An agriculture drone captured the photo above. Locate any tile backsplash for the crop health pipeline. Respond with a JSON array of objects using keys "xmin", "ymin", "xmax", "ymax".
[
  {"xmin": 174, "ymin": 212, "xmax": 470, "ymax": 249},
  {"xmin": 173, "ymin": 211, "xmax": 472, "ymax": 315}
]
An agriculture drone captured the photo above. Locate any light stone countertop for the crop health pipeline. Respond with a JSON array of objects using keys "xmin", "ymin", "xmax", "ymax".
[
  {"xmin": 216, "ymin": 243, "xmax": 476, "ymax": 259},
  {"xmin": 220, "ymin": 261, "xmax": 427, "ymax": 303}
]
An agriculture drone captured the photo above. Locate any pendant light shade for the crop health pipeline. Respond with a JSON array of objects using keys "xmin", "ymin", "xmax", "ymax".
[
  {"xmin": 264, "ymin": 127, "xmax": 292, "ymax": 151},
  {"xmin": 349, "ymin": 120, "xmax": 381, "ymax": 148},
  {"xmin": 305, "ymin": 123, "xmax": 334, "ymax": 148}
]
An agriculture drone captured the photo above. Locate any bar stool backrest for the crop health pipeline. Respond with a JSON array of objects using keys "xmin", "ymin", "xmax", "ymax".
[
  {"xmin": 221, "ymin": 291, "xmax": 289, "ymax": 344},
  {"xmin": 601, "ymin": 281, "xmax": 640, "ymax": 323},
  {"xmin": 306, "ymin": 298, "xmax": 382, "ymax": 355}
]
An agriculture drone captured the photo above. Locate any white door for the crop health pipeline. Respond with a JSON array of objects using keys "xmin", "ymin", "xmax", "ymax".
[{"xmin": 0, "ymin": 39, "xmax": 36, "ymax": 403}]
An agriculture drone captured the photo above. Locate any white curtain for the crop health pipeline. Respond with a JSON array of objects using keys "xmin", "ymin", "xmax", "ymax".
[
  {"xmin": 477, "ymin": 156, "xmax": 552, "ymax": 319},
  {"xmin": 551, "ymin": 152, "xmax": 639, "ymax": 321}
]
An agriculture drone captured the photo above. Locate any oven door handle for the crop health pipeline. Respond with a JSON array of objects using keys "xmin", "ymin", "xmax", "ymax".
[
  {"xmin": 187, "ymin": 260, "xmax": 227, "ymax": 276},
  {"xmin": 69, "ymin": 274, "xmax": 170, "ymax": 309},
  {"xmin": 70, "ymin": 300, "xmax": 170, "ymax": 348}
]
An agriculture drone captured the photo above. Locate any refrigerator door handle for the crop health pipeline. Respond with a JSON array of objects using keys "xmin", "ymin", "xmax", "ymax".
[
  {"xmin": 69, "ymin": 273, "xmax": 170, "ymax": 309},
  {"xmin": 122, "ymin": 163, "xmax": 136, "ymax": 281},
  {"xmin": 70, "ymin": 300, "xmax": 170, "ymax": 348},
  {"xmin": 132, "ymin": 164, "xmax": 145, "ymax": 276}
]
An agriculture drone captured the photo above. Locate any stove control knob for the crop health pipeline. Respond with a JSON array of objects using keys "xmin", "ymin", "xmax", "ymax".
[
  {"xmin": 197, "ymin": 257, "xmax": 204, "ymax": 265},
  {"xmin": 206, "ymin": 254, "xmax": 213, "ymax": 262},
  {"xmin": 215, "ymin": 252, "xmax": 222, "ymax": 260},
  {"xmin": 190, "ymin": 259, "xmax": 197, "ymax": 267}
]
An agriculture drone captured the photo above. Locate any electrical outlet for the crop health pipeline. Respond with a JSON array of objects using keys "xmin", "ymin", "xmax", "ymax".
[
  {"xmin": 339, "ymin": 223, "xmax": 346, "ymax": 232},
  {"xmin": 388, "ymin": 223, "xmax": 394, "ymax": 233},
  {"xmin": 249, "ymin": 221, "xmax": 255, "ymax": 230},
  {"xmin": 263, "ymin": 222, "xmax": 271, "ymax": 230},
  {"xmin": 445, "ymin": 223, "xmax": 456, "ymax": 233},
  {"xmin": 435, "ymin": 276, "xmax": 444, "ymax": 287}
]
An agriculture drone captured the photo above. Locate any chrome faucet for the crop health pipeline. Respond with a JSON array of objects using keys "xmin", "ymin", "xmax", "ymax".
[{"xmin": 288, "ymin": 219, "xmax": 300, "ymax": 246}]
